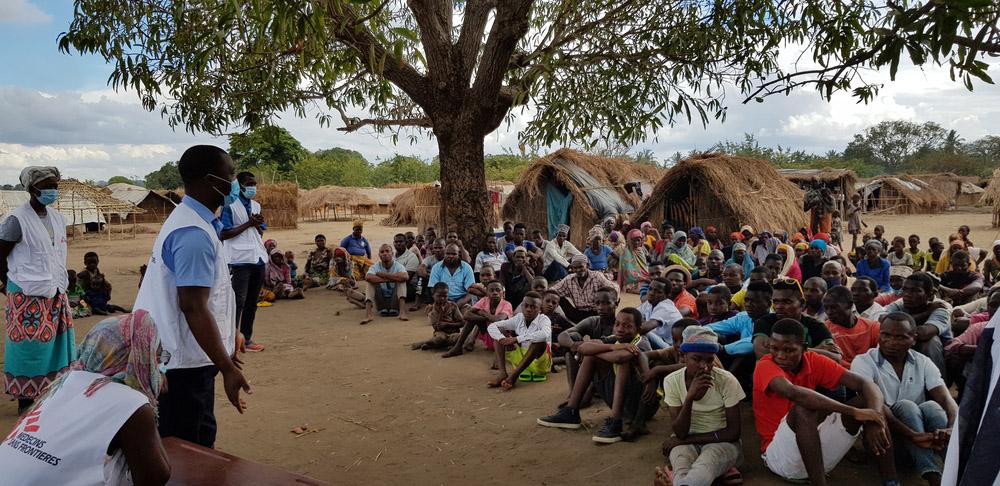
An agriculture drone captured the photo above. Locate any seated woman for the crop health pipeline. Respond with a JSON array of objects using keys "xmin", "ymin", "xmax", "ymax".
[
  {"xmin": 617, "ymin": 229, "xmax": 650, "ymax": 294},
  {"xmin": 0, "ymin": 310, "xmax": 170, "ymax": 484},
  {"xmin": 263, "ymin": 248, "xmax": 304, "ymax": 301},
  {"xmin": 327, "ymin": 247, "xmax": 356, "ymax": 292},
  {"xmin": 661, "ymin": 231, "xmax": 697, "ymax": 270}
]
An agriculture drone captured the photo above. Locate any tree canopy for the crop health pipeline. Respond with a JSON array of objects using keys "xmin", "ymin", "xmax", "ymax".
[
  {"xmin": 143, "ymin": 162, "xmax": 184, "ymax": 190},
  {"xmin": 228, "ymin": 126, "xmax": 308, "ymax": 171}
]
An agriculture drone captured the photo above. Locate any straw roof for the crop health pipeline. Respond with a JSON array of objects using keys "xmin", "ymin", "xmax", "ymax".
[
  {"xmin": 502, "ymin": 148, "xmax": 664, "ymax": 222},
  {"xmin": 381, "ymin": 186, "xmax": 421, "ymax": 226},
  {"xmin": 779, "ymin": 168, "xmax": 858, "ymax": 189},
  {"xmin": 981, "ymin": 168, "xmax": 1000, "ymax": 206},
  {"xmin": 864, "ymin": 176, "xmax": 949, "ymax": 211},
  {"xmin": 632, "ymin": 153, "xmax": 807, "ymax": 233},
  {"xmin": 298, "ymin": 186, "xmax": 377, "ymax": 216},
  {"xmin": 366, "ymin": 187, "xmax": 410, "ymax": 206}
]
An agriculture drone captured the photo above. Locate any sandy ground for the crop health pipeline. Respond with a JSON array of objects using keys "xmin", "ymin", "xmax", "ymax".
[{"xmin": 0, "ymin": 208, "xmax": 990, "ymax": 485}]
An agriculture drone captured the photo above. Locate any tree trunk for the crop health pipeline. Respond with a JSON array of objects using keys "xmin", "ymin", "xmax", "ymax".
[{"xmin": 435, "ymin": 125, "xmax": 492, "ymax": 255}]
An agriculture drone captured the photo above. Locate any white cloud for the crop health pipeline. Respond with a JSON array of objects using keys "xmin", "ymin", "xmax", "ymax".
[{"xmin": 0, "ymin": 0, "xmax": 50, "ymax": 24}]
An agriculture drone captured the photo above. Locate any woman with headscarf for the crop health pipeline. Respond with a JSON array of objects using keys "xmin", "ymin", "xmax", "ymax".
[
  {"xmin": 725, "ymin": 242, "xmax": 755, "ymax": 280},
  {"xmin": 687, "ymin": 226, "xmax": 711, "ymax": 258},
  {"xmin": 661, "ymin": 231, "xmax": 697, "ymax": 270},
  {"xmin": 616, "ymin": 229, "xmax": 649, "ymax": 293},
  {"xmin": 0, "ymin": 310, "xmax": 170, "ymax": 484},
  {"xmin": 327, "ymin": 247, "xmax": 356, "ymax": 291},
  {"xmin": 936, "ymin": 233, "xmax": 978, "ymax": 274},
  {"xmin": 0, "ymin": 167, "xmax": 77, "ymax": 414},
  {"xmin": 542, "ymin": 224, "xmax": 582, "ymax": 281},
  {"xmin": 777, "ymin": 243, "xmax": 803, "ymax": 282},
  {"xmin": 798, "ymin": 240, "xmax": 827, "ymax": 281},
  {"xmin": 264, "ymin": 248, "xmax": 304, "ymax": 300},
  {"xmin": 340, "ymin": 219, "xmax": 373, "ymax": 280}
]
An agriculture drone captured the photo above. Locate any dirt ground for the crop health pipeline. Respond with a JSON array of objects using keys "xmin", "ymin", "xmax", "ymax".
[{"xmin": 0, "ymin": 209, "xmax": 990, "ymax": 485}]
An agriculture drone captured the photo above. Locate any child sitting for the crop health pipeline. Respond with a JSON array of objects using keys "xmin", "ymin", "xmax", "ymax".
[
  {"xmin": 84, "ymin": 272, "xmax": 129, "ymax": 315},
  {"xmin": 285, "ymin": 250, "xmax": 299, "ymax": 285},
  {"xmin": 66, "ymin": 270, "xmax": 91, "ymax": 318},
  {"xmin": 411, "ymin": 283, "xmax": 465, "ymax": 350},
  {"xmin": 453, "ymin": 281, "xmax": 512, "ymax": 355},
  {"xmin": 657, "ymin": 326, "xmax": 744, "ymax": 486},
  {"xmin": 538, "ymin": 307, "xmax": 655, "ymax": 443},
  {"xmin": 699, "ymin": 286, "xmax": 735, "ymax": 325},
  {"xmin": 484, "ymin": 291, "xmax": 553, "ymax": 390},
  {"xmin": 264, "ymin": 248, "xmax": 304, "ymax": 300},
  {"xmin": 77, "ymin": 251, "xmax": 102, "ymax": 290}
]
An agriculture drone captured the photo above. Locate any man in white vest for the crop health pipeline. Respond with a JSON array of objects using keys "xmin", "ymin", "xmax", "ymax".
[
  {"xmin": 220, "ymin": 171, "xmax": 267, "ymax": 352},
  {"xmin": 134, "ymin": 145, "xmax": 252, "ymax": 449}
]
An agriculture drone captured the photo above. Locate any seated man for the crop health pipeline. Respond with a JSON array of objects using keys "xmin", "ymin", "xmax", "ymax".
[
  {"xmin": 852, "ymin": 276, "xmax": 886, "ymax": 320},
  {"xmin": 688, "ymin": 250, "xmax": 725, "ymax": 292},
  {"xmin": 659, "ymin": 326, "xmax": 744, "ymax": 486},
  {"xmin": 356, "ymin": 243, "xmax": 409, "ymax": 324},
  {"xmin": 707, "ymin": 281, "xmax": 774, "ymax": 395},
  {"xmin": 883, "ymin": 272, "xmax": 952, "ymax": 380},
  {"xmin": 852, "ymin": 312, "xmax": 958, "ymax": 486},
  {"xmin": 513, "ymin": 276, "xmax": 550, "ymax": 314},
  {"xmin": 428, "ymin": 243, "xmax": 478, "ymax": 306},
  {"xmin": 393, "ymin": 233, "xmax": 421, "ymax": 301},
  {"xmin": 938, "ymin": 250, "xmax": 984, "ymax": 307},
  {"xmin": 541, "ymin": 224, "xmax": 582, "ymax": 282},
  {"xmin": 664, "ymin": 266, "xmax": 698, "ymax": 319},
  {"xmin": 801, "ymin": 277, "xmax": 828, "ymax": 322},
  {"xmin": 556, "ymin": 288, "xmax": 618, "ymax": 395},
  {"xmin": 444, "ymin": 231, "xmax": 472, "ymax": 263},
  {"xmin": 752, "ymin": 278, "xmax": 842, "ymax": 363},
  {"xmin": 411, "ymin": 283, "xmax": 465, "ymax": 350},
  {"xmin": 754, "ymin": 319, "xmax": 891, "ymax": 485},
  {"xmin": 474, "ymin": 235, "xmax": 507, "ymax": 280},
  {"xmin": 412, "ymin": 238, "xmax": 445, "ymax": 308},
  {"xmin": 823, "ymin": 285, "xmax": 880, "ymax": 368},
  {"xmin": 945, "ymin": 286, "xmax": 1000, "ymax": 394},
  {"xmin": 638, "ymin": 278, "xmax": 684, "ymax": 350},
  {"xmin": 538, "ymin": 307, "xmax": 655, "ymax": 443},
  {"xmin": 548, "ymin": 254, "xmax": 619, "ymax": 322},
  {"xmin": 485, "ymin": 292, "xmax": 552, "ymax": 389},
  {"xmin": 699, "ymin": 285, "xmax": 736, "ymax": 325}
]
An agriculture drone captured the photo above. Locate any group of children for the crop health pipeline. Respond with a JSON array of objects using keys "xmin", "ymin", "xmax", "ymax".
[{"xmin": 67, "ymin": 251, "xmax": 129, "ymax": 318}]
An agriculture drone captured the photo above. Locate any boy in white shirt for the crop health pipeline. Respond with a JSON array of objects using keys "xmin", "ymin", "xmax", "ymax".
[{"xmin": 486, "ymin": 291, "xmax": 552, "ymax": 390}]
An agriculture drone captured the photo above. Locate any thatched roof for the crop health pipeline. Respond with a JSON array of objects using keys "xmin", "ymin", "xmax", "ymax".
[
  {"xmin": 381, "ymin": 186, "xmax": 421, "ymax": 226},
  {"xmin": 502, "ymin": 148, "xmax": 664, "ymax": 221},
  {"xmin": 779, "ymin": 168, "xmax": 858, "ymax": 190},
  {"xmin": 981, "ymin": 169, "xmax": 1000, "ymax": 206},
  {"xmin": 632, "ymin": 153, "xmax": 807, "ymax": 233},
  {"xmin": 298, "ymin": 186, "xmax": 377, "ymax": 216},
  {"xmin": 366, "ymin": 187, "xmax": 410, "ymax": 206},
  {"xmin": 864, "ymin": 176, "xmax": 949, "ymax": 211}
]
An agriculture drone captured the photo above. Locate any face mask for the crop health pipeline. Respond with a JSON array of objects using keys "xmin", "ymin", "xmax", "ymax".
[
  {"xmin": 243, "ymin": 186, "xmax": 257, "ymax": 199},
  {"xmin": 208, "ymin": 174, "xmax": 239, "ymax": 206},
  {"xmin": 824, "ymin": 278, "xmax": 841, "ymax": 289},
  {"xmin": 34, "ymin": 188, "xmax": 58, "ymax": 206}
]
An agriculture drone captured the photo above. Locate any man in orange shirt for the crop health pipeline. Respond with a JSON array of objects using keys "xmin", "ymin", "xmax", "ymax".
[
  {"xmin": 664, "ymin": 265, "xmax": 698, "ymax": 319},
  {"xmin": 823, "ymin": 286, "xmax": 880, "ymax": 368}
]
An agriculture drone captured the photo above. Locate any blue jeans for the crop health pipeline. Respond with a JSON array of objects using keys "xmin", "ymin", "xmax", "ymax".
[
  {"xmin": 543, "ymin": 262, "xmax": 568, "ymax": 282},
  {"xmin": 891, "ymin": 399, "xmax": 947, "ymax": 476}
]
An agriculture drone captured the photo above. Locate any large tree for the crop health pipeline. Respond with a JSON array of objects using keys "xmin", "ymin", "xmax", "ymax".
[
  {"xmin": 59, "ymin": 0, "xmax": 1000, "ymax": 249},
  {"xmin": 843, "ymin": 120, "xmax": 948, "ymax": 171},
  {"xmin": 228, "ymin": 126, "xmax": 308, "ymax": 171}
]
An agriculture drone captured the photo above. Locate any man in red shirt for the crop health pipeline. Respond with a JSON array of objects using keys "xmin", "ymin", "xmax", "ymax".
[
  {"xmin": 823, "ymin": 286, "xmax": 880, "ymax": 368},
  {"xmin": 753, "ymin": 319, "xmax": 892, "ymax": 485}
]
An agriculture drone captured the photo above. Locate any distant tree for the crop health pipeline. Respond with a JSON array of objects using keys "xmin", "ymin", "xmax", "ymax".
[
  {"xmin": 107, "ymin": 175, "xmax": 142, "ymax": 185},
  {"xmin": 485, "ymin": 153, "xmax": 534, "ymax": 182},
  {"xmin": 908, "ymin": 150, "xmax": 987, "ymax": 177},
  {"xmin": 294, "ymin": 148, "xmax": 374, "ymax": 188},
  {"xmin": 370, "ymin": 155, "xmax": 436, "ymax": 187},
  {"xmin": 964, "ymin": 135, "xmax": 1000, "ymax": 168},
  {"xmin": 144, "ymin": 162, "xmax": 183, "ymax": 190},
  {"xmin": 843, "ymin": 121, "xmax": 948, "ymax": 171},
  {"xmin": 228, "ymin": 126, "xmax": 307, "ymax": 172}
]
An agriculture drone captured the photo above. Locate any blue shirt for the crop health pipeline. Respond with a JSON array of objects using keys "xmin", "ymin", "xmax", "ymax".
[
  {"xmin": 220, "ymin": 195, "xmax": 265, "ymax": 267},
  {"xmin": 428, "ymin": 260, "xmax": 475, "ymax": 301},
  {"xmin": 855, "ymin": 257, "xmax": 892, "ymax": 292},
  {"xmin": 584, "ymin": 245, "xmax": 613, "ymax": 270},
  {"xmin": 504, "ymin": 241, "xmax": 537, "ymax": 254},
  {"xmin": 340, "ymin": 234, "xmax": 371, "ymax": 258},
  {"xmin": 161, "ymin": 196, "xmax": 223, "ymax": 288},
  {"xmin": 368, "ymin": 260, "xmax": 406, "ymax": 295},
  {"xmin": 706, "ymin": 312, "xmax": 756, "ymax": 355}
]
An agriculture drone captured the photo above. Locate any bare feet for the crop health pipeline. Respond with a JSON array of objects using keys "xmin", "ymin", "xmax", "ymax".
[
  {"xmin": 398, "ymin": 313, "xmax": 409, "ymax": 321},
  {"xmin": 500, "ymin": 377, "xmax": 516, "ymax": 391},
  {"xmin": 359, "ymin": 315, "xmax": 374, "ymax": 325},
  {"xmin": 653, "ymin": 466, "xmax": 672, "ymax": 486},
  {"xmin": 441, "ymin": 348, "xmax": 463, "ymax": 358},
  {"xmin": 464, "ymin": 341, "xmax": 475, "ymax": 352},
  {"xmin": 487, "ymin": 376, "xmax": 507, "ymax": 388}
]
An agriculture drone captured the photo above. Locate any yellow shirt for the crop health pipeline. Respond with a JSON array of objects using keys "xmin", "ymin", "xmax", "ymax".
[
  {"xmin": 663, "ymin": 367, "xmax": 745, "ymax": 434},
  {"xmin": 731, "ymin": 288, "xmax": 746, "ymax": 310}
]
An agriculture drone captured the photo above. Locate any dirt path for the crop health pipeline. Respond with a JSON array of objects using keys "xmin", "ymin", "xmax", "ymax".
[{"xmin": 0, "ymin": 210, "xmax": 986, "ymax": 485}]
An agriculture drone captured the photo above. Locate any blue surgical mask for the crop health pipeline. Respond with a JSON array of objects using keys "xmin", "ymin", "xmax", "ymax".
[
  {"xmin": 34, "ymin": 188, "xmax": 58, "ymax": 206},
  {"xmin": 242, "ymin": 186, "xmax": 257, "ymax": 199},
  {"xmin": 208, "ymin": 174, "xmax": 240, "ymax": 206}
]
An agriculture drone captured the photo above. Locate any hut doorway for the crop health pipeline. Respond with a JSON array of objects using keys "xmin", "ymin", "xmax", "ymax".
[{"xmin": 545, "ymin": 183, "xmax": 572, "ymax": 238}]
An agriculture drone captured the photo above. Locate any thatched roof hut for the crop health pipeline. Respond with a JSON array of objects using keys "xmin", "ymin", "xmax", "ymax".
[
  {"xmin": 780, "ymin": 168, "xmax": 859, "ymax": 215},
  {"xmin": 257, "ymin": 182, "xmax": 299, "ymax": 229},
  {"xmin": 913, "ymin": 172, "xmax": 986, "ymax": 207},
  {"xmin": 632, "ymin": 153, "xmax": 807, "ymax": 238},
  {"xmin": 981, "ymin": 169, "xmax": 1000, "ymax": 227},
  {"xmin": 298, "ymin": 186, "xmax": 378, "ymax": 221},
  {"xmin": 381, "ymin": 186, "xmax": 423, "ymax": 226},
  {"xmin": 501, "ymin": 149, "xmax": 664, "ymax": 247},
  {"xmin": 859, "ymin": 176, "xmax": 948, "ymax": 214}
]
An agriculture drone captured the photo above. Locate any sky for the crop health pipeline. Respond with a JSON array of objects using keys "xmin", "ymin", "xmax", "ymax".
[{"xmin": 2, "ymin": 1, "xmax": 1000, "ymax": 185}]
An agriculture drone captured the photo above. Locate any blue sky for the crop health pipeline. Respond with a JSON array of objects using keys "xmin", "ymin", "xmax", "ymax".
[{"xmin": 3, "ymin": 0, "xmax": 1000, "ymax": 185}]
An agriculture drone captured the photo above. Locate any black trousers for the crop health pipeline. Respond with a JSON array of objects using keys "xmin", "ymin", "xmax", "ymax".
[
  {"xmin": 231, "ymin": 265, "xmax": 265, "ymax": 342},
  {"xmin": 560, "ymin": 297, "xmax": 598, "ymax": 324},
  {"xmin": 158, "ymin": 365, "xmax": 219, "ymax": 448}
]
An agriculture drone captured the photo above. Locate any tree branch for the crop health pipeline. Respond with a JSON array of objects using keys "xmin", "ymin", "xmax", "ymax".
[
  {"xmin": 471, "ymin": 1, "xmax": 532, "ymax": 107},
  {"xmin": 455, "ymin": 0, "xmax": 495, "ymax": 86},
  {"xmin": 407, "ymin": 0, "xmax": 454, "ymax": 85},
  {"xmin": 337, "ymin": 116, "xmax": 434, "ymax": 133}
]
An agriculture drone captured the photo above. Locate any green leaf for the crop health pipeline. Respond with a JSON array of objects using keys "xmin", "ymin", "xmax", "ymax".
[{"xmin": 390, "ymin": 27, "xmax": 419, "ymax": 42}]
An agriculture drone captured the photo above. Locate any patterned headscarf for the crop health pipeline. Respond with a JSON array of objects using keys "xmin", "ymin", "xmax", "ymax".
[
  {"xmin": 19, "ymin": 166, "xmax": 60, "ymax": 189},
  {"xmin": 71, "ymin": 310, "xmax": 162, "ymax": 408}
]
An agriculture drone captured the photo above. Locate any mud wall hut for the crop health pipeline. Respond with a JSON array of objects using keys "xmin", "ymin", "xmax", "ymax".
[
  {"xmin": 105, "ymin": 183, "xmax": 176, "ymax": 223},
  {"xmin": 981, "ymin": 169, "xmax": 1000, "ymax": 227},
  {"xmin": 859, "ymin": 176, "xmax": 948, "ymax": 214},
  {"xmin": 780, "ymin": 168, "xmax": 858, "ymax": 215}
]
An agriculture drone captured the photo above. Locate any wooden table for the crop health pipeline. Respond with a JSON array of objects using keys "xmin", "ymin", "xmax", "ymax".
[{"xmin": 164, "ymin": 437, "xmax": 328, "ymax": 485}]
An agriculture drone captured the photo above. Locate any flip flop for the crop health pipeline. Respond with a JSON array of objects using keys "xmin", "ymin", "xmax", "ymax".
[
  {"xmin": 531, "ymin": 373, "xmax": 548, "ymax": 382},
  {"xmin": 720, "ymin": 467, "xmax": 743, "ymax": 485},
  {"xmin": 518, "ymin": 371, "xmax": 533, "ymax": 382}
]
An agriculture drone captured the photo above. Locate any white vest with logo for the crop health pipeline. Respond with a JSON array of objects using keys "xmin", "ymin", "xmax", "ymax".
[
  {"xmin": 134, "ymin": 203, "xmax": 236, "ymax": 370},
  {"xmin": 5, "ymin": 203, "xmax": 68, "ymax": 297},
  {"xmin": 0, "ymin": 370, "xmax": 148, "ymax": 486},
  {"xmin": 223, "ymin": 199, "xmax": 267, "ymax": 265}
]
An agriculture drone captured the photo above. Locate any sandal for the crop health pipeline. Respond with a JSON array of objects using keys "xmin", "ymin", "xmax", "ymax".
[{"xmin": 720, "ymin": 467, "xmax": 743, "ymax": 485}]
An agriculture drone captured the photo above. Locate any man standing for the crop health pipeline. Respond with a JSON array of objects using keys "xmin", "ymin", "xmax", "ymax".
[
  {"xmin": 220, "ymin": 171, "xmax": 267, "ymax": 353},
  {"xmin": 359, "ymin": 243, "xmax": 410, "ymax": 324},
  {"xmin": 134, "ymin": 145, "xmax": 251, "ymax": 448},
  {"xmin": 852, "ymin": 313, "xmax": 957, "ymax": 486},
  {"xmin": 549, "ymin": 255, "xmax": 619, "ymax": 322}
]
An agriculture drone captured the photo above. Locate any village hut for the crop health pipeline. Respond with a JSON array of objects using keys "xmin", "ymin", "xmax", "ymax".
[
  {"xmin": 913, "ymin": 173, "xmax": 986, "ymax": 208},
  {"xmin": 366, "ymin": 187, "xmax": 411, "ymax": 213},
  {"xmin": 51, "ymin": 180, "xmax": 145, "ymax": 238},
  {"xmin": 501, "ymin": 149, "xmax": 664, "ymax": 248},
  {"xmin": 780, "ymin": 168, "xmax": 858, "ymax": 215},
  {"xmin": 980, "ymin": 169, "xmax": 1000, "ymax": 227},
  {"xmin": 256, "ymin": 182, "xmax": 299, "ymax": 229},
  {"xmin": 105, "ymin": 183, "xmax": 176, "ymax": 223},
  {"xmin": 632, "ymin": 153, "xmax": 806, "ymax": 239},
  {"xmin": 298, "ymin": 186, "xmax": 378, "ymax": 221},
  {"xmin": 156, "ymin": 189, "xmax": 183, "ymax": 205},
  {"xmin": 859, "ymin": 176, "xmax": 948, "ymax": 214},
  {"xmin": 381, "ymin": 186, "xmax": 421, "ymax": 226}
]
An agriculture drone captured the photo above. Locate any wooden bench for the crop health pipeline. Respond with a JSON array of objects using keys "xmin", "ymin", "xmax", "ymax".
[{"xmin": 164, "ymin": 437, "xmax": 327, "ymax": 485}]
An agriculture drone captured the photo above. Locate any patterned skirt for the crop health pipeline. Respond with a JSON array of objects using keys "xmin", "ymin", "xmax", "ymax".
[{"xmin": 4, "ymin": 292, "xmax": 77, "ymax": 399}]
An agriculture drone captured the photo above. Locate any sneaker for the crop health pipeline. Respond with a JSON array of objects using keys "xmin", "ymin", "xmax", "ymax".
[
  {"xmin": 537, "ymin": 407, "xmax": 581, "ymax": 429},
  {"xmin": 245, "ymin": 343, "xmax": 265, "ymax": 352},
  {"xmin": 592, "ymin": 417, "xmax": 623, "ymax": 444}
]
